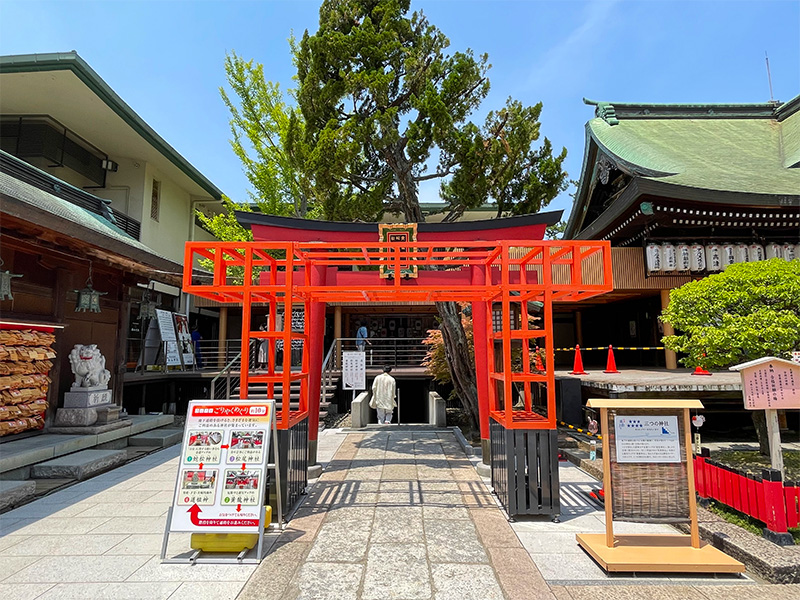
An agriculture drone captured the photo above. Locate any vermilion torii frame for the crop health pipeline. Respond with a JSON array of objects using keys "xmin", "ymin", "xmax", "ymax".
[{"xmin": 182, "ymin": 239, "xmax": 612, "ymax": 449}]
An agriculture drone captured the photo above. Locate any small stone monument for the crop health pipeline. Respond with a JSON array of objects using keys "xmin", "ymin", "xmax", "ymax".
[{"xmin": 53, "ymin": 344, "xmax": 127, "ymax": 432}]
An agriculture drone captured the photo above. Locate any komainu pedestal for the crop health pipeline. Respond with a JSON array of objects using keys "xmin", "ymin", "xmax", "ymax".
[{"xmin": 52, "ymin": 344, "xmax": 128, "ymax": 434}]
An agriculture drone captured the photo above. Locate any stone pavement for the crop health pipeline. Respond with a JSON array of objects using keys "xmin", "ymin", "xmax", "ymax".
[
  {"xmin": 0, "ymin": 427, "xmax": 798, "ymax": 599},
  {"xmin": 0, "ymin": 444, "xmax": 259, "ymax": 600}
]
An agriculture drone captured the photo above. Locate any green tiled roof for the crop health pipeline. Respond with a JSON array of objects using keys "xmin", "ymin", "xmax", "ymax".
[
  {"xmin": 587, "ymin": 105, "xmax": 799, "ymax": 196},
  {"xmin": 0, "ymin": 170, "xmax": 182, "ymax": 275},
  {"xmin": 565, "ymin": 95, "xmax": 800, "ymax": 239}
]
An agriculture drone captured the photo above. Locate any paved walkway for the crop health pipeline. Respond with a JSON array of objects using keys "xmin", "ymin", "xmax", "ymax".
[{"xmin": 0, "ymin": 428, "xmax": 797, "ymax": 599}]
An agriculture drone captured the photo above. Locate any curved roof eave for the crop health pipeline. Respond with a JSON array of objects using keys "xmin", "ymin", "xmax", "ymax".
[
  {"xmin": 563, "ymin": 125, "xmax": 597, "ymax": 239},
  {"xmin": 0, "ymin": 52, "xmax": 223, "ymax": 200}
]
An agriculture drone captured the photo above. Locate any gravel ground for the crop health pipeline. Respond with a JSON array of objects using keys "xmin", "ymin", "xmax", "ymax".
[{"xmin": 323, "ymin": 411, "xmax": 351, "ymax": 429}]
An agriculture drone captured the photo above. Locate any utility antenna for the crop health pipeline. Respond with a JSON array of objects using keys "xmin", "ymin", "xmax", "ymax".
[{"xmin": 765, "ymin": 51, "xmax": 774, "ymax": 102}]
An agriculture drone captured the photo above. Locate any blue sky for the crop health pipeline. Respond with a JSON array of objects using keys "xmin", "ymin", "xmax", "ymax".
[{"xmin": 1, "ymin": 0, "xmax": 797, "ymax": 221}]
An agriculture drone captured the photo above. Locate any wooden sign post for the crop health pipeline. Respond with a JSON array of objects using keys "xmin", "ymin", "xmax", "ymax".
[
  {"xmin": 730, "ymin": 357, "xmax": 800, "ymax": 480},
  {"xmin": 576, "ymin": 399, "xmax": 744, "ymax": 574}
]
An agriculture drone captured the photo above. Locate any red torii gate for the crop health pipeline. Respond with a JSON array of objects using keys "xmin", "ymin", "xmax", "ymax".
[{"xmin": 182, "ymin": 213, "xmax": 612, "ymax": 516}]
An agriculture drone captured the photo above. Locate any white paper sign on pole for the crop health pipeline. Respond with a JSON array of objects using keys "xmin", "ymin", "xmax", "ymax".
[
  {"xmin": 342, "ymin": 351, "xmax": 366, "ymax": 390},
  {"xmin": 155, "ymin": 309, "xmax": 182, "ymax": 367},
  {"xmin": 614, "ymin": 415, "xmax": 680, "ymax": 463},
  {"xmin": 169, "ymin": 399, "xmax": 273, "ymax": 533}
]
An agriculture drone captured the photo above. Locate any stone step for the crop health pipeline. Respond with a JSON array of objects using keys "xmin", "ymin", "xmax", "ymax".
[
  {"xmin": 128, "ymin": 428, "xmax": 183, "ymax": 448},
  {"xmin": 561, "ymin": 448, "xmax": 604, "ymax": 481},
  {"xmin": 0, "ymin": 480, "xmax": 36, "ymax": 512},
  {"xmin": 31, "ymin": 449, "xmax": 127, "ymax": 481}
]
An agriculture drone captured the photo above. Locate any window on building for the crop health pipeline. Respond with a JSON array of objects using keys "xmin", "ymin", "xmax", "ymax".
[
  {"xmin": 0, "ymin": 116, "xmax": 108, "ymax": 186},
  {"xmin": 150, "ymin": 180, "xmax": 161, "ymax": 221}
]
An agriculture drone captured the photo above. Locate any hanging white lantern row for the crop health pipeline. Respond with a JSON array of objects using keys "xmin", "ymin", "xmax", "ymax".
[
  {"xmin": 660, "ymin": 243, "xmax": 677, "ymax": 271},
  {"xmin": 645, "ymin": 243, "xmax": 662, "ymax": 272},
  {"xmin": 747, "ymin": 243, "xmax": 765, "ymax": 262},
  {"xmin": 734, "ymin": 244, "xmax": 749, "ymax": 263},
  {"xmin": 783, "ymin": 243, "xmax": 797, "ymax": 261},
  {"xmin": 720, "ymin": 244, "xmax": 736, "ymax": 270},
  {"xmin": 765, "ymin": 243, "xmax": 782, "ymax": 260},
  {"xmin": 676, "ymin": 244, "xmax": 691, "ymax": 271},
  {"xmin": 692, "ymin": 243, "xmax": 709, "ymax": 271}
]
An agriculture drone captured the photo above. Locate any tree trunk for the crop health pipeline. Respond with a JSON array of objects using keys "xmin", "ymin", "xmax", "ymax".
[
  {"xmin": 751, "ymin": 411, "xmax": 770, "ymax": 456},
  {"xmin": 435, "ymin": 301, "xmax": 480, "ymax": 436},
  {"xmin": 389, "ymin": 144, "xmax": 478, "ymax": 436}
]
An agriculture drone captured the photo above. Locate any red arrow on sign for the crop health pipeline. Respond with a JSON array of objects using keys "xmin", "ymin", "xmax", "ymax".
[
  {"xmin": 198, "ymin": 462, "xmax": 204, "ymax": 470},
  {"xmin": 221, "ymin": 444, "xmax": 229, "ymax": 449},
  {"xmin": 241, "ymin": 463, "xmax": 246, "ymax": 471},
  {"xmin": 187, "ymin": 504, "xmax": 258, "ymax": 527},
  {"xmin": 236, "ymin": 504, "xmax": 242, "ymax": 512}
]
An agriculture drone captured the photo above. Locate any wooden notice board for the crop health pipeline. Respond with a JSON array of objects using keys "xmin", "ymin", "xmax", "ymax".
[{"xmin": 576, "ymin": 399, "xmax": 744, "ymax": 574}]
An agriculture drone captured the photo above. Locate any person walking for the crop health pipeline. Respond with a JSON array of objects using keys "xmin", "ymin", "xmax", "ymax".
[
  {"xmin": 190, "ymin": 324, "xmax": 203, "ymax": 369},
  {"xmin": 355, "ymin": 320, "xmax": 371, "ymax": 352},
  {"xmin": 257, "ymin": 323, "xmax": 269, "ymax": 369},
  {"xmin": 370, "ymin": 366, "xmax": 397, "ymax": 424}
]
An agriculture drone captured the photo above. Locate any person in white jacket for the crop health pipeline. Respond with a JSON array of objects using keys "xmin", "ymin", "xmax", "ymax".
[{"xmin": 371, "ymin": 366, "xmax": 397, "ymax": 424}]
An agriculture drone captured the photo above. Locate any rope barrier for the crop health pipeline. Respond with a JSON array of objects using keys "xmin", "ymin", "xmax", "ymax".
[
  {"xmin": 559, "ymin": 421, "xmax": 602, "ymax": 440},
  {"xmin": 554, "ymin": 346, "xmax": 664, "ymax": 352}
]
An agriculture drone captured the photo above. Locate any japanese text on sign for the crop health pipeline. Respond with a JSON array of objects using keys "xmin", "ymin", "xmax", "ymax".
[
  {"xmin": 169, "ymin": 399, "xmax": 273, "ymax": 533},
  {"xmin": 741, "ymin": 363, "xmax": 800, "ymax": 410},
  {"xmin": 342, "ymin": 351, "xmax": 366, "ymax": 390},
  {"xmin": 614, "ymin": 415, "xmax": 681, "ymax": 463}
]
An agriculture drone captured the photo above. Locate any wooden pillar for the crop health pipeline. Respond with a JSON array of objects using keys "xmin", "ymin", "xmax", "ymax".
[
  {"xmin": 660, "ymin": 290, "xmax": 677, "ymax": 370},
  {"xmin": 47, "ymin": 267, "xmax": 71, "ymax": 427},
  {"xmin": 683, "ymin": 408, "xmax": 701, "ymax": 548},
  {"xmin": 600, "ymin": 407, "xmax": 615, "ymax": 548},
  {"xmin": 218, "ymin": 306, "xmax": 228, "ymax": 367},
  {"xmin": 334, "ymin": 306, "xmax": 342, "ymax": 369},
  {"xmin": 114, "ymin": 295, "xmax": 131, "ymax": 407}
]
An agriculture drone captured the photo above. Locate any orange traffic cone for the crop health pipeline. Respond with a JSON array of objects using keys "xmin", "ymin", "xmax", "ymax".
[
  {"xmin": 603, "ymin": 345, "xmax": 620, "ymax": 374},
  {"xmin": 569, "ymin": 345, "xmax": 588, "ymax": 375},
  {"xmin": 691, "ymin": 353, "xmax": 712, "ymax": 376},
  {"xmin": 691, "ymin": 365, "xmax": 712, "ymax": 376}
]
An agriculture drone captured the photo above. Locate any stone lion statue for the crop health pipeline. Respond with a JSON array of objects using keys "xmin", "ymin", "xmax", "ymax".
[{"xmin": 68, "ymin": 344, "xmax": 111, "ymax": 388}]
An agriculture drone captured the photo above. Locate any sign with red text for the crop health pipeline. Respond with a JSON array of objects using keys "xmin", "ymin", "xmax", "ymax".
[{"xmin": 169, "ymin": 400, "xmax": 273, "ymax": 533}]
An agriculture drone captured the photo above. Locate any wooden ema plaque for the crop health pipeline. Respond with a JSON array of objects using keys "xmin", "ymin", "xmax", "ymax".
[{"xmin": 577, "ymin": 399, "xmax": 744, "ymax": 574}]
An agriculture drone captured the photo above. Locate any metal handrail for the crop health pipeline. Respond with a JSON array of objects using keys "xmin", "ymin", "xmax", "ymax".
[{"xmin": 210, "ymin": 351, "xmax": 242, "ymax": 400}]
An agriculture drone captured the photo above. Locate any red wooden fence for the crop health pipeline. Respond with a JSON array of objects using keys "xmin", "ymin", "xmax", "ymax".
[{"xmin": 694, "ymin": 448, "xmax": 800, "ymax": 535}]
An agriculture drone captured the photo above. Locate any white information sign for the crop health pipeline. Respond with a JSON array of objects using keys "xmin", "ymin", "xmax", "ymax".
[
  {"xmin": 614, "ymin": 415, "xmax": 681, "ymax": 463},
  {"xmin": 342, "ymin": 351, "xmax": 366, "ymax": 390},
  {"xmin": 169, "ymin": 399, "xmax": 273, "ymax": 533},
  {"xmin": 155, "ymin": 309, "xmax": 182, "ymax": 367}
]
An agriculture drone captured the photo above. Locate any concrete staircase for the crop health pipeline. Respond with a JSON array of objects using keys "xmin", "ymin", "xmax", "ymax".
[{"xmin": 235, "ymin": 376, "xmax": 340, "ymax": 428}]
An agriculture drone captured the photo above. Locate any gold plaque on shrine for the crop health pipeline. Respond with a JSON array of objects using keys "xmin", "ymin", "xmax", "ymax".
[{"xmin": 378, "ymin": 223, "xmax": 418, "ymax": 279}]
